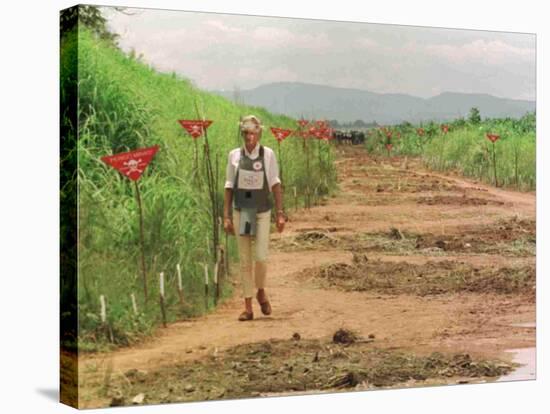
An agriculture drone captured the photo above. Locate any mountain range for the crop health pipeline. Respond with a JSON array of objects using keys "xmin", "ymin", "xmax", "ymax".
[{"xmin": 212, "ymin": 82, "xmax": 535, "ymax": 125}]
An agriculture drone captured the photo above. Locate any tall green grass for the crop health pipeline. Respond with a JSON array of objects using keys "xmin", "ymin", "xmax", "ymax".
[
  {"xmin": 364, "ymin": 114, "xmax": 536, "ymax": 191},
  {"xmin": 62, "ymin": 27, "xmax": 337, "ymax": 351}
]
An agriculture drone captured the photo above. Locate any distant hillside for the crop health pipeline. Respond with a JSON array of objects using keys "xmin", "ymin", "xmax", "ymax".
[{"xmin": 212, "ymin": 82, "xmax": 535, "ymax": 124}]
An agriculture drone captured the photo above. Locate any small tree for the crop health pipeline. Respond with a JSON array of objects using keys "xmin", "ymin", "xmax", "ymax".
[
  {"xmin": 468, "ymin": 107, "xmax": 481, "ymax": 124},
  {"xmin": 454, "ymin": 117, "xmax": 466, "ymax": 128}
]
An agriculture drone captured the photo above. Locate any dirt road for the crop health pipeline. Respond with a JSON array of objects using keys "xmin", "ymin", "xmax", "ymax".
[{"xmin": 77, "ymin": 145, "xmax": 535, "ymax": 408}]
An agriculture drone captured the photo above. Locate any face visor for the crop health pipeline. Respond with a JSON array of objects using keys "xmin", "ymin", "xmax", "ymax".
[{"xmin": 240, "ymin": 117, "xmax": 263, "ymax": 136}]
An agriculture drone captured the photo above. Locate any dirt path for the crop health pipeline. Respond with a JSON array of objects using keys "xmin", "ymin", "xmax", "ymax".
[{"xmin": 78, "ymin": 145, "xmax": 535, "ymax": 407}]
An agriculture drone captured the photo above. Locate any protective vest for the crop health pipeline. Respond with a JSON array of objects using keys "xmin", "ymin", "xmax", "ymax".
[
  {"xmin": 233, "ymin": 145, "xmax": 273, "ymax": 213},
  {"xmin": 233, "ymin": 145, "xmax": 273, "ymax": 236}
]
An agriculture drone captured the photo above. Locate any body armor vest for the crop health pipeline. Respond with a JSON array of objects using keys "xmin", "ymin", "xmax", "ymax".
[{"xmin": 233, "ymin": 145, "xmax": 273, "ymax": 235}]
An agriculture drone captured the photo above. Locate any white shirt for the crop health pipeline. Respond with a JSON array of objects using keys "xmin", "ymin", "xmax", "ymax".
[{"xmin": 224, "ymin": 143, "xmax": 281, "ymax": 192}]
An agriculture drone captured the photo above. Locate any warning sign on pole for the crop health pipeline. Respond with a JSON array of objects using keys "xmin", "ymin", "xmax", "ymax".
[
  {"xmin": 101, "ymin": 145, "xmax": 160, "ymax": 181},
  {"xmin": 486, "ymin": 133, "xmax": 500, "ymax": 143},
  {"xmin": 270, "ymin": 127, "xmax": 292, "ymax": 142},
  {"xmin": 100, "ymin": 145, "xmax": 160, "ymax": 302},
  {"xmin": 178, "ymin": 120, "xmax": 213, "ymax": 138}
]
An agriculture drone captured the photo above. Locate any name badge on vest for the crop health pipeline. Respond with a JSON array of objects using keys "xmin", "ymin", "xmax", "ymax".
[{"xmin": 238, "ymin": 169, "xmax": 264, "ymax": 190}]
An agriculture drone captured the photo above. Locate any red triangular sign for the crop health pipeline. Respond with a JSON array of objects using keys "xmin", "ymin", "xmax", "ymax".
[
  {"xmin": 270, "ymin": 127, "xmax": 293, "ymax": 142},
  {"xmin": 178, "ymin": 120, "xmax": 213, "ymax": 138},
  {"xmin": 101, "ymin": 145, "xmax": 160, "ymax": 181},
  {"xmin": 486, "ymin": 133, "xmax": 500, "ymax": 143}
]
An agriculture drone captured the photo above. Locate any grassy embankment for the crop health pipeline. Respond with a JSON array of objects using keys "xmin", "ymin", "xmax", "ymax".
[
  {"xmin": 365, "ymin": 114, "xmax": 535, "ymax": 191},
  {"xmin": 61, "ymin": 28, "xmax": 337, "ymax": 351}
]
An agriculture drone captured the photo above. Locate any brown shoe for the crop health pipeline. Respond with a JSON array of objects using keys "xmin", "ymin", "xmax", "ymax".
[
  {"xmin": 256, "ymin": 292, "xmax": 272, "ymax": 315},
  {"xmin": 238, "ymin": 310, "xmax": 254, "ymax": 321}
]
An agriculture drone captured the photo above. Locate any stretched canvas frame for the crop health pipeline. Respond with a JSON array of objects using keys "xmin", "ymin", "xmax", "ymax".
[{"xmin": 60, "ymin": 4, "xmax": 536, "ymax": 409}]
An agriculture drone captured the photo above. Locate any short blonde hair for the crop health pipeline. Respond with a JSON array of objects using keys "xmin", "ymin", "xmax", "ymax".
[{"xmin": 239, "ymin": 115, "xmax": 263, "ymax": 137}]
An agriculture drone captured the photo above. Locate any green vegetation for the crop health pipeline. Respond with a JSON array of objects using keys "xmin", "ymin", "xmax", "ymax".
[
  {"xmin": 61, "ymin": 26, "xmax": 337, "ymax": 351},
  {"xmin": 365, "ymin": 112, "xmax": 536, "ymax": 190},
  {"xmin": 98, "ymin": 337, "xmax": 515, "ymax": 406},
  {"xmin": 61, "ymin": 8, "xmax": 535, "ymax": 353}
]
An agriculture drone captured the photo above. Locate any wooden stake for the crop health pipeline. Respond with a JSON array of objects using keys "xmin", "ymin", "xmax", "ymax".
[
  {"xmin": 203, "ymin": 263, "xmax": 209, "ymax": 311},
  {"xmin": 159, "ymin": 271, "xmax": 165, "ymax": 297},
  {"xmin": 224, "ymin": 230, "xmax": 229, "ymax": 277},
  {"xmin": 176, "ymin": 263, "xmax": 184, "ymax": 307},
  {"xmin": 278, "ymin": 139, "xmax": 284, "ymax": 187},
  {"xmin": 305, "ymin": 137, "xmax": 311, "ymax": 209},
  {"xmin": 100, "ymin": 294, "xmax": 106, "ymax": 324},
  {"xmin": 131, "ymin": 293, "xmax": 138, "ymax": 316},
  {"xmin": 216, "ymin": 243, "xmax": 225, "ymax": 284},
  {"xmin": 492, "ymin": 141, "xmax": 499, "ymax": 187},
  {"xmin": 217, "ymin": 217, "xmax": 223, "ymax": 254},
  {"xmin": 193, "ymin": 139, "xmax": 201, "ymax": 188},
  {"xmin": 100, "ymin": 294, "xmax": 112, "ymax": 342},
  {"xmin": 134, "ymin": 181, "xmax": 148, "ymax": 303},
  {"xmin": 159, "ymin": 272, "xmax": 167, "ymax": 328},
  {"xmin": 214, "ymin": 261, "xmax": 219, "ymax": 305},
  {"xmin": 194, "ymin": 101, "xmax": 218, "ymax": 261}
]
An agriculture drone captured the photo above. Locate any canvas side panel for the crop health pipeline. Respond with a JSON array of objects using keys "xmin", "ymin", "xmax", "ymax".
[{"xmin": 60, "ymin": 4, "xmax": 79, "ymax": 409}]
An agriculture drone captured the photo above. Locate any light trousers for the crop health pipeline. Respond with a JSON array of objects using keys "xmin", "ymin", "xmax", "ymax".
[{"xmin": 232, "ymin": 208, "xmax": 271, "ymax": 298}]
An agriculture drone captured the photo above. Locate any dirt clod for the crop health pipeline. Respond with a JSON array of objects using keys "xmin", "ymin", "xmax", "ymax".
[
  {"xmin": 389, "ymin": 227, "xmax": 406, "ymax": 240},
  {"xmin": 295, "ymin": 231, "xmax": 337, "ymax": 244},
  {"xmin": 352, "ymin": 252, "xmax": 369, "ymax": 265},
  {"xmin": 333, "ymin": 328, "xmax": 360, "ymax": 344},
  {"xmin": 109, "ymin": 395, "xmax": 125, "ymax": 407}
]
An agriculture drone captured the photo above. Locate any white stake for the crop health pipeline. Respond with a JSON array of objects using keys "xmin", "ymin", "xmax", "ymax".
[
  {"xmin": 214, "ymin": 262, "xmax": 218, "ymax": 284},
  {"xmin": 203, "ymin": 263, "xmax": 209, "ymax": 285},
  {"xmin": 293, "ymin": 186, "xmax": 297, "ymax": 197},
  {"xmin": 131, "ymin": 293, "xmax": 138, "ymax": 315},
  {"xmin": 176, "ymin": 263, "xmax": 182, "ymax": 291},
  {"xmin": 100, "ymin": 294, "xmax": 106, "ymax": 324},
  {"xmin": 159, "ymin": 272, "xmax": 165, "ymax": 298}
]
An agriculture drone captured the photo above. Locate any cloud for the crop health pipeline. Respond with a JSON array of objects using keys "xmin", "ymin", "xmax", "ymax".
[
  {"xmin": 205, "ymin": 19, "xmax": 244, "ymax": 34},
  {"xmin": 423, "ymin": 39, "xmax": 535, "ymax": 65},
  {"xmin": 249, "ymin": 26, "xmax": 332, "ymax": 52},
  {"xmin": 104, "ymin": 7, "xmax": 535, "ymax": 100},
  {"xmin": 355, "ymin": 37, "xmax": 384, "ymax": 51}
]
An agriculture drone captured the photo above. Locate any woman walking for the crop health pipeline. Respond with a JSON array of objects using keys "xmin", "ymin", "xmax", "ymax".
[{"xmin": 223, "ymin": 115, "xmax": 285, "ymax": 321}]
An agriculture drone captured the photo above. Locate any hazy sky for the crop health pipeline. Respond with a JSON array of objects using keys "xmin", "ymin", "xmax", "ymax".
[{"xmin": 103, "ymin": 6, "xmax": 535, "ymax": 100}]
